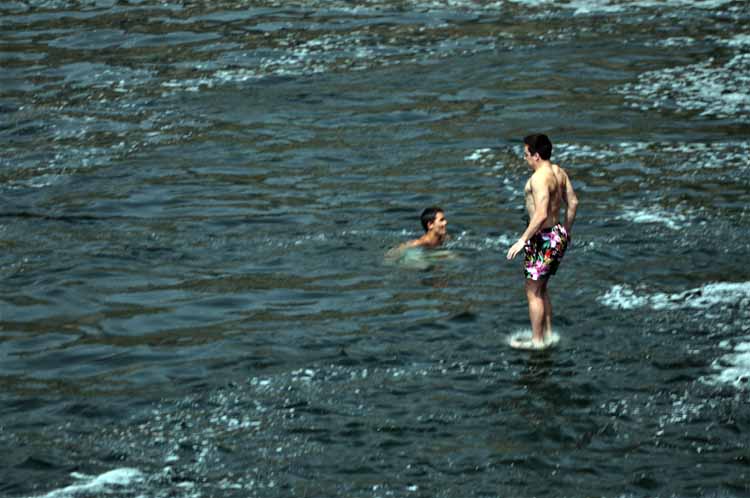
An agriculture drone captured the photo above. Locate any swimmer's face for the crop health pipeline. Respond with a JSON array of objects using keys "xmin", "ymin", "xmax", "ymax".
[{"xmin": 428, "ymin": 211, "xmax": 447, "ymax": 237}]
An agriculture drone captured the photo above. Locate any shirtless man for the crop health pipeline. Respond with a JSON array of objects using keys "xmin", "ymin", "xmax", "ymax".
[
  {"xmin": 401, "ymin": 206, "xmax": 448, "ymax": 249},
  {"xmin": 506, "ymin": 134, "xmax": 579, "ymax": 348}
]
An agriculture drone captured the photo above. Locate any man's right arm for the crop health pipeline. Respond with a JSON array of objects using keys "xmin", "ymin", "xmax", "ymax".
[
  {"xmin": 507, "ymin": 174, "xmax": 550, "ymax": 260},
  {"xmin": 562, "ymin": 170, "xmax": 578, "ymax": 234}
]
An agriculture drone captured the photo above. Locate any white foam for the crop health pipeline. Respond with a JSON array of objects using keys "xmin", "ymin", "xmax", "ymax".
[
  {"xmin": 444, "ymin": 233, "xmax": 516, "ymax": 251},
  {"xmin": 705, "ymin": 338, "xmax": 750, "ymax": 389},
  {"xmin": 553, "ymin": 142, "xmax": 648, "ymax": 161},
  {"xmin": 464, "ymin": 148, "xmax": 493, "ymax": 162},
  {"xmin": 650, "ymin": 36, "xmax": 696, "ymax": 48},
  {"xmin": 508, "ymin": 329, "xmax": 560, "ymax": 350},
  {"xmin": 407, "ymin": 0, "xmax": 504, "ymax": 11},
  {"xmin": 18, "ymin": 174, "xmax": 68, "ymax": 189},
  {"xmin": 658, "ymin": 141, "xmax": 750, "ymax": 170},
  {"xmin": 157, "ymin": 24, "xmax": 507, "ymax": 95},
  {"xmin": 603, "ymin": 282, "xmax": 750, "ymax": 390},
  {"xmin": 506, "ymin": 0, "xmax": 734, "ymax": 15},
  {"xmin": 618, "ymin": 204, "xmax": 689, "ymax": 230},
  {"xmin": 35, "ymin": 468, "xmax": 143, "ymax": 498},
  {"xmin": 725, "ymin": 34, "xmax": 750, "ymax": 48},
  {"xmin": 215, "ymin": 68, "xmax": 261, "ymax": 83},
  {"xmin": 598, "ymin": 282, "xmax": 750, "ymax": 311},
  {"xmin": 552, "ymin": 141, "xmax": 750, "ymax": 173},
  {"xmin": 617, "ymin": 54, "xmax": 750, "ymax": 121},
  {"xmin": 506, "ymin": 0, "xmax": 625, "ymax": 14}
]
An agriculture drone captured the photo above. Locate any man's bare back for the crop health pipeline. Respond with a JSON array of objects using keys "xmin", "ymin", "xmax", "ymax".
[{"xmin": 524, "ymin": 163, "xmax": 574, "ymax": 232}]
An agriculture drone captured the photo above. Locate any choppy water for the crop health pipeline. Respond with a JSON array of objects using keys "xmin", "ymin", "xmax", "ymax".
[{"xmin": 2, "ymin": 0, "xmax": 749, "ymax": 496}]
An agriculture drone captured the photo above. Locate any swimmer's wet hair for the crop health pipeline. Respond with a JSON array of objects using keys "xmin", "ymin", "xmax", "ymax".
[
  {"xmin": 420, "ymin": 206, "xmax": 443, "ymax": 232},
  {"xmin": 524, "ymin": 133, "xmax": 553, "ymax": 160}
]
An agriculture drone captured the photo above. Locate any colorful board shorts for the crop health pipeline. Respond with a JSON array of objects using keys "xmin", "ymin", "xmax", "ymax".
[{"xmin": 523, "ymin": 224, "xmax": 568, "ymax": 280}]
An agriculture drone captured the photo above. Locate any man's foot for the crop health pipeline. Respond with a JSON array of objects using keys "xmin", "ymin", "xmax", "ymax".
[
  {"xmin": 510, "ymin": 337, "xmax": 548, "ymax": 350},
  {"xmin": 531, "ymin": 339, "xmax": 548, "ymax": 349},
  {"xmin": 509, "ymin": 331, "xmax": 560, "ymax": 350}
]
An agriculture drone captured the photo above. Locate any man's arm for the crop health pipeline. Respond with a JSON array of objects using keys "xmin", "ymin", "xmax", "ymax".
[
  {"xmin": 506, "ymin": 174, "xmax": 550, "ymax": 260},
  {"xmin": 562, "ymin": 170, "xmax": 578, "ymax": 234}
]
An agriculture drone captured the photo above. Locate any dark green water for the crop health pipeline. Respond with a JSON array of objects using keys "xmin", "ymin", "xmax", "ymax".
[{"xmin": 1, "ymin": 0, "xmax": 749, "ymax": 496}]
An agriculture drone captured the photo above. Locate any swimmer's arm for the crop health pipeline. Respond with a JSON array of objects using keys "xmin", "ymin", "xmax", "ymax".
[
  {"xmin": 385, "ymin": 245, "xmax": 405, "ymax": 261},
  {"xmin": 562, "ymin": 170, "xmax": 579, "ymax": 234},
  {"xmin": 507, "ymin": 175, "xmax": 549, "ymax": 260}
]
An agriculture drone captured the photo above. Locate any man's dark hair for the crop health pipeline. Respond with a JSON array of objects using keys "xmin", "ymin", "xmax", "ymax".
[
  {"xmin": 524, "ymin": 134, "xmax": 553, "ymax": 160},
  {"xmin": 420, "ymin": 206, "xmax": 443, "ymax": 232}
]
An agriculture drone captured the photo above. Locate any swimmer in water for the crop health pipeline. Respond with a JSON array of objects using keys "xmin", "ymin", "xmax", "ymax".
[
  {"xmin": 400, "ymin": 206, "xmax": 448, "ymax": 249},
  {"xmin": 506, "ymin": 134, "xmax": 579, "ymax": 349},
  {"xmin": 386, "ymin": 206, "xmax": 448, "ymax": 260}
]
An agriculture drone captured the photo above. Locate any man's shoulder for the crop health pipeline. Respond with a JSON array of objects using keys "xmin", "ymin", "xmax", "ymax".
[
  {"xmin": 531, "ymin": 165, "xmax": 557, "ymax": 185},
  {"xmin": 386, "ymin": 238, "xmax": 422, "ymax": 259},
  {"xmin": 552, "ymin": 162, "xmax": 575, "ymax": 179}
]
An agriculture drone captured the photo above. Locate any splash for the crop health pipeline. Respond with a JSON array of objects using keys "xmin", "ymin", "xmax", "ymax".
[{"xmin": 508, "ymin": 329, "xmax": 560, "ymax": 350}]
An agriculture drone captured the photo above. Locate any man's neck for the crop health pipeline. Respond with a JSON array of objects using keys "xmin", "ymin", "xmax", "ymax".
[
  {"xmin": 419, "ymin": 232, "xmax": 444, "ymax": 248},
  {"xmin": 532, "ymin": 159, "xmax": 552, "ymax": 172}
]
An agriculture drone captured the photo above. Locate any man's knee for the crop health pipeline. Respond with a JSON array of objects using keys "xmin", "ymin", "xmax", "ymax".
[{"xmin": 525, "ymin": 279, "xmax": 547, "ymax": 298}]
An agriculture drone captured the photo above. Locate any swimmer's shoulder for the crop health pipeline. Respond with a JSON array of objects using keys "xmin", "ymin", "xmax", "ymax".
[{"xmin": 386, "ymin": 239, "xmax": 422, "ymax": 259}]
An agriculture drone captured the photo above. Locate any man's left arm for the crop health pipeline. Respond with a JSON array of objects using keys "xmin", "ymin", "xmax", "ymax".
[{"xmin": 562, "ymin": 170, "xmax": 579, "ymax": 234}]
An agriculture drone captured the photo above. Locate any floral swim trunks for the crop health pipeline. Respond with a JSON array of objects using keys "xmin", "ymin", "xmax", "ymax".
[{"xmin": 523, "ymin": 224, "xmax": 568, "ymax": 280}]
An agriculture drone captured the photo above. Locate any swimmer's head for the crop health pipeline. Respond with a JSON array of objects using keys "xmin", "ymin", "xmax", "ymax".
[
  {"xmin": 523, "ymin": 133, "xmax": 553, "ymax": 161},
  {"xmin": 421, "ymin": 206, "xmax": 446, "ymax": 234}
]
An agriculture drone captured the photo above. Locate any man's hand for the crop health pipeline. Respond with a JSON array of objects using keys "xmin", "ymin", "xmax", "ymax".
[{"xmin": 506, "ymin": 239, "xmax": 526, "ymax": 260}]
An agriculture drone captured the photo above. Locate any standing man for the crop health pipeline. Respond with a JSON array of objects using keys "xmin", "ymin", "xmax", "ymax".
[{"xmin": 506, "ymin": 134, "xmax": 579, "ymax": 348}]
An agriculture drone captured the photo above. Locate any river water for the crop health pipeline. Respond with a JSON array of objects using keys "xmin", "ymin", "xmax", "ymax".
[{"xmin": 1, "ymin": 0, "xmax": 749, "ymax": 497}]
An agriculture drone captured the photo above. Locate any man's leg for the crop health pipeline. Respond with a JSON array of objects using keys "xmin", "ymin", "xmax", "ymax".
[
  {"xmin": 542, "ymin": 281, "xmax": 552, "ymax": 342},
  {"xmin": 525, "ymin": 279, "xmax": 546, "ymax": 345}
]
